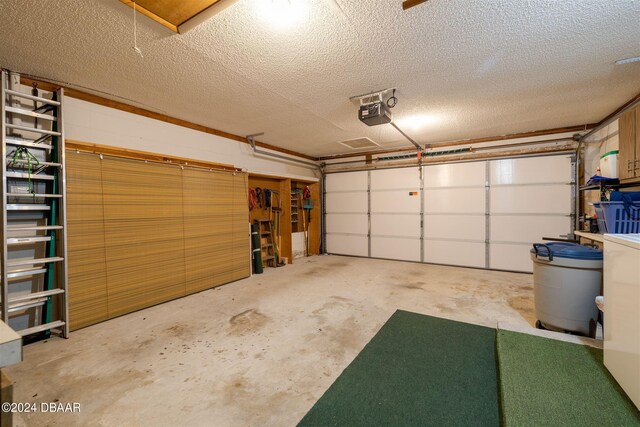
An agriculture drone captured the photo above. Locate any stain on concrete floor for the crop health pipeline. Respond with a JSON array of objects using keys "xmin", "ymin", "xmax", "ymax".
[{"xmin": 229, "ymin": 309, "xmax": 269, "ymax": 336}]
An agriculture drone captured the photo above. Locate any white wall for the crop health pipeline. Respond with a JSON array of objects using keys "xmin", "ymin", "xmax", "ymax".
[
  {"xmin": 583, "ymin": 120, "xmax": 619, "ymax": 179},
  {"xmin": 64, "ymin": 97, "xmax": 319, "ymax": 181},
  {"xmin": 292, "ymin": 232, "xmax": 306, "ymax": 259}
]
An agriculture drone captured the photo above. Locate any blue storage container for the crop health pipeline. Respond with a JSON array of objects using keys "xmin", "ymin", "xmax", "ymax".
[
  {"xmin": 609, "ymin": 191, "xmax": 640, "ymax": 202},
  {"xmin": 592, "ymin": 202, "xmax": 607, "ymax": 233},
  {"xmin": 531, "ymin": 242, "xmax": 603, "ymax": 261},
  {"xmin": 599, "ymin": 199, "xmax": 640, "ymax": 234}
]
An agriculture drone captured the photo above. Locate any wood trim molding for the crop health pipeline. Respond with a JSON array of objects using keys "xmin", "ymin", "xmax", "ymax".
[
  {"xmin": 20, "ymin": 76, "xmax": 317, "ymax": 162},
  {"xmin": 317, "ymin": 124, "xmax": 593, "ymax": 161},
  {"xmin": 66, "ymin": 139, "xmax": 239, "ymax": 172}
]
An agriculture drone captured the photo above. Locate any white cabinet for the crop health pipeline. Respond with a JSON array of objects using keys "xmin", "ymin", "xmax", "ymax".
[{"xmin": 604, "ymin": 234, "xmax": 640, "ymax": 410}]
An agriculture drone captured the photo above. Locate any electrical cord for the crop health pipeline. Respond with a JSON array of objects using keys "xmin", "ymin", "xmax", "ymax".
[{"xmin": 387, "ymin": 89, "xmax": 398, "ymax": 108}]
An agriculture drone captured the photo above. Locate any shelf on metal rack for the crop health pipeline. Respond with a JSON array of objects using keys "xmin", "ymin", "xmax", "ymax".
[
  {"xmin": 5, "ymin": 89, "xmax": 61, "ymax": 106},
  {"xmin": 5, "ymin": 136, "xmax": 53, "ymax": 150},
  {"xmin": 5, "ymin": 105, "xmax": 56, "ymax": 121},
  {"xmin": 5, "ymin": 123, "xmax": 61, "ymax": 136},
  {"xmin": 6, "ymin": 236, "xmax": 52, "ymax": 245},
  {"xmin": 6, "ymin": 158, "xmax": 61, "ymax": 168},
  {"xmin": 6, "ymin": 171, "xmax": 55, "ymax": 180},
  {"xmin": 6, "ymin": 204, "xmax": 51, "ymax": 211},
  {"xmin": 7, "ymin": 193, "xmax": 63, "ymax": 198},
  {"xmin": 17, "ymin": 321, "xmax": 66, "ymax": 337}
]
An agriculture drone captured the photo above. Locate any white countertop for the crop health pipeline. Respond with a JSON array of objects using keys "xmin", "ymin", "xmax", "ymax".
[{"xmin": 604, "ymin": 233, "xmax": 640, "ymax": 250}]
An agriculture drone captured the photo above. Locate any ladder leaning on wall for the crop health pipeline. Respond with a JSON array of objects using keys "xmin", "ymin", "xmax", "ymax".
[{"xmin": 0, "ymin": 70, "xmax": 69, "ymax": 338}]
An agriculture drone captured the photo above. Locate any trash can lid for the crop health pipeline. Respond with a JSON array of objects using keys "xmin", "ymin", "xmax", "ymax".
[{"xmin": 530, "ymin": 242, "xmax": 603, "ymax": 260}]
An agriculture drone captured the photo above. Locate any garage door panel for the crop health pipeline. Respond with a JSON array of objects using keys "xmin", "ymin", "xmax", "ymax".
[
  {"xmin": 371, "ymin": 191, "xmax": 421, "ymax": 213},
  {"xmin": 326, "ymin": 234, "xmax": 368, "ymax": 257},
  {"xmin": 490, "ymin": 156, "xmax": 572, "ymax": 185},
  {"xmin": 490, "ymin": 216, "xmax": 570, "ymax": 244},
  {"xmin": 326, "ymin": 213, "xmax": 368, "ymax": 235},
  {"xmin": 424, "ymin": 188, "xmax": 485, "ymax": 214},
  {"xmin": 424, "ymin": 162, "xmax": 486, "ymax": 187},
  {"xmin": 490, "ymin": 243, "xmax": 534, "ymax": 272},
  {"xmin": 371, "ymin": 168, "xmax": 420, "ymax": 190},
  {"xmin": 424, "ymin": 240, "xmax": 485, "ymax": 268},
  {"xmin": 371, "ymin": 237, "xmax": 420, "ymax": 261},
  {"xmin": 490, "ymin": 185, "xmax": 571, "ymax": 214},
  {"xmin": 425, "ymin": 215, "xmax": 485, "ymax": 241},
  {"xmin": 326, "ymin": 192, "xmax": 368, "ymax": 213},
  {"xmin": 371, "ymin": 214, "xmax": 420, "ymax": 237},
  {"xmin": 325, "ymin": 155, "xmax": 571, "ymax": 272},
  {"xmin": 325, "ymin": 171, "xmax": 368, "ymax": 191}
]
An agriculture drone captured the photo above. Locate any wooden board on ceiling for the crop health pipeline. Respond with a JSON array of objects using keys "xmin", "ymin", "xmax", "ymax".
[{"xmin": 121, "ymin": 0, "xmax": 223, "ymax": 32}]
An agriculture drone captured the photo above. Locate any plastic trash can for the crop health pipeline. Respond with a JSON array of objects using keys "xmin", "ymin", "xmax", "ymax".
[{"xmin": 530, "ymin": 242, "xmax": 603, "ymax": 338}]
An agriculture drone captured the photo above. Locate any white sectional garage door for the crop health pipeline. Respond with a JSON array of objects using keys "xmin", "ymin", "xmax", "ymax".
[
  {"xmin": 324, "ymin": 154, "xmax": 574, "ymax": 272},
  {"xmin": 370, "ymin": 168, "xmax": 421, "ymax": 261},
  {"xmin": 325, "ymin": 171, "xmax": 369, "ymax": 256},
  {"xmin": 488, "ymin": 156, "xmax": 574, "ymax": 272},
  {"xmin": 424, "ymin": 161, "xmax": 486, "ymax": 268}
]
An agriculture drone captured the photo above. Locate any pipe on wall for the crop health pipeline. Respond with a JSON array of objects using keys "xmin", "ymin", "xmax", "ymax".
[{"xmin": 246, "ymin": 133, "xmax": 320, "ymax": 171}]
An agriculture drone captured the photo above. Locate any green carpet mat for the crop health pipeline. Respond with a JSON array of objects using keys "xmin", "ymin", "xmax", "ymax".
[
  {"xmin": 298, "ymin": 310, "xmax": 500, "ymax": 426},
  {"xmin": 497, "ymin": 330, "xmax": 640, "ymax": 426}
]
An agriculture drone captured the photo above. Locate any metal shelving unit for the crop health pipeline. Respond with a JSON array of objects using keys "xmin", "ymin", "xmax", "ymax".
[{"xmin": 1, "ymin": 70, "xmax": 69, "ymax": 338}]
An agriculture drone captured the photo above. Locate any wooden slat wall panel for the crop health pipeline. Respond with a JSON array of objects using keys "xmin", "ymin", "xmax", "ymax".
[
  {"xmin": 233, "ymin": 173, "xmax": 250, "ymax": 278},
  {"xmin": 66, "ymin": 152, "xmax": 109, "ymax": 330},
  {"xmin": 211, "ymin": 173, "xmax": 237, "ymax": 285},
  {"xmin": 101, "ymin": 158, "xmax": 185, "ymax": 220},
  {"xmin": 66, "ymin": 152, "xmax": 249, "ymax": 329},
  {"xmin": 101, "ymin": 157, "xmax": 186, "ymax": 317},
  {"xmin": 183, "ymin": 169, "xmax": 235, "ymax": 294}
]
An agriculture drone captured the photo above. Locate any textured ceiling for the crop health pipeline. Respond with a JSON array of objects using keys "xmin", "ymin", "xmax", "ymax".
[{"xmin": 0, "ymin": 0, "xmax": 639, "ymax": 157}]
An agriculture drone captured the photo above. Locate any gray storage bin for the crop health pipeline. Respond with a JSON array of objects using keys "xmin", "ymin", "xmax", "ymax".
[{"xmin": 530, "ymin": 242, "xmax": 603, "ymax": 338}]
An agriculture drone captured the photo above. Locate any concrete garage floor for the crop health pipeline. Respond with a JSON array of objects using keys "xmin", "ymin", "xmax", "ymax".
[{"xmin": 8, "ymin": 255, "xmax": 540, "ymax": 426}]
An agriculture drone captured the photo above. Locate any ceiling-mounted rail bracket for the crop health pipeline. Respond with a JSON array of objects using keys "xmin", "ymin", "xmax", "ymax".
[
  {"xmin": 245, "ymin": 132, "xmax": 265, "ymax": 150},
  {"xmin": 349, "ymin": 88, "xmax": 396, "ymax": 106}
]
